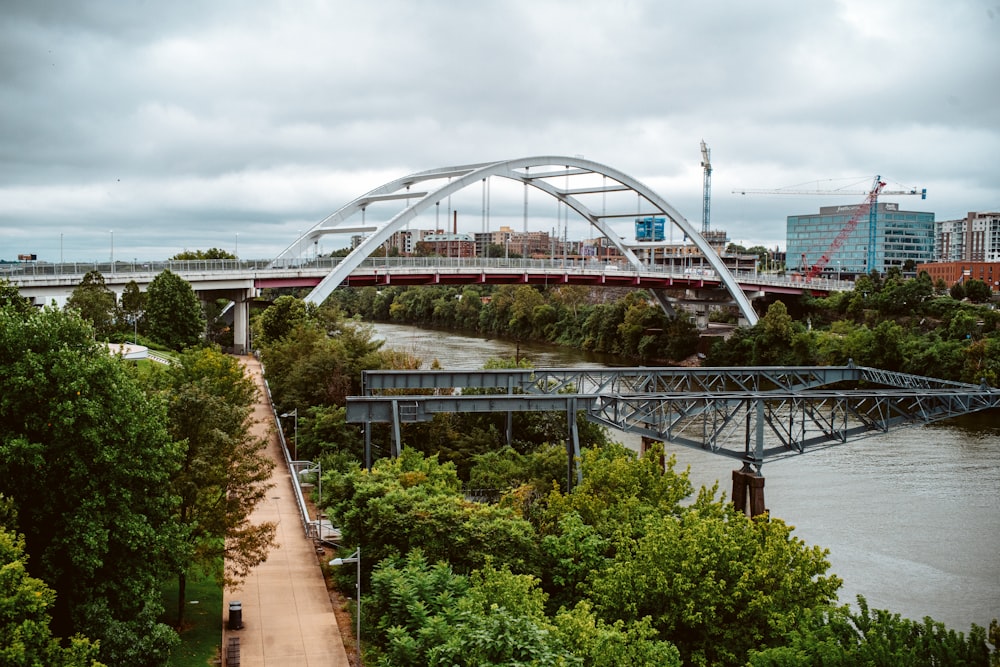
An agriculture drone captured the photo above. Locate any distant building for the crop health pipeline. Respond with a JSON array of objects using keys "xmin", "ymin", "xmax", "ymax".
[
  {"xmin": 935, "ymin": 212, "xmax": 1000, "ymax": 262},
  {"xmin": 935, "ymin": 217, "xmax": 967, "ymax": 262},
  {"xmin": 415, "ymin": 233, "xmax": 476, "ymax": 258},
  {"xmin": 967, "ymin": 211, "xmax": 1000, "ymax": 262},
  {"xmin": 787, "ymin": 202, "xmax": 934, "ymax": 275},
  {"xmin": 918, "ymin": 260, "xmax": 1000, "ymax": 293}
]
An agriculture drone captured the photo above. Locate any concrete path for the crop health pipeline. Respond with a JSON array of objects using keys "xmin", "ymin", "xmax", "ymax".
[{"xmin": 221, "ymin": 356, "xmax": 351, "ymax": 667}]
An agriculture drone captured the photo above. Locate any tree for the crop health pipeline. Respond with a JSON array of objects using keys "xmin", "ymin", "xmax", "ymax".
[
  {"xmin": 64, "ymin": 270, "xmax": 117, "ymax": 337},
  {"xmin": 253, "ymin": 294, "xmax": 310, "ymax": 345},
  {"xmin": 119, "ymin": 279, "xmax": 145, "ymax": 339},
  {"xmin": 146, "ymin": 269, "xmax": 205, "ymax": 349},
  {"xmin": 328, "ymin": 449, "xmax": 539, "ymax": 579},
  {"xmin": 586, "ymin": 492, "xmax": 841, "ymax": 666},
  {"xmin": 0, "ymin": 305, "xmax": 182, "ymax": 665},
  {"xmin": 0, "ymin": 516, "xmax": 104, "ymax": 667},
  {"xmin": 965, "ymin": 278, "xmax": 993, "ymax": 304},
  {"xmin": 0, "ymin": 278, "xmax": 31, "ymax": 314},
  {"xmin": 748, "ymin": 596, "xmax": 993, "ymax": 666},
  {"xmin": 170, "ymin": 248, "xmax": 236, "ymax": 260},
  {"xmin": 147, "ymin": 348, "xmax": 277, "ymax": 627}
]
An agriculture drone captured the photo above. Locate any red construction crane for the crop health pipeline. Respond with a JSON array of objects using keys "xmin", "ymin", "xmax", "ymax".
[{"xmin": 804, "ymin": 177, "xmax": 884, "ymax": 278}]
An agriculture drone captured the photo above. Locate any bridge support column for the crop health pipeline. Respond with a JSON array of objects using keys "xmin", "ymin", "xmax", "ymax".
[
  {"xmin": 732, "ymin": 467, "xmax": 766, "ymax": 517},
  {"xmin": 232, "ymin": 288, "xmax": 252, "ymax": 355}
]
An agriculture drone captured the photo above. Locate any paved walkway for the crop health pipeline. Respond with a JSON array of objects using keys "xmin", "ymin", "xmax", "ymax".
[{"xmin": 221, "ymin": 356, "xmax": 351, "ymax": 666}]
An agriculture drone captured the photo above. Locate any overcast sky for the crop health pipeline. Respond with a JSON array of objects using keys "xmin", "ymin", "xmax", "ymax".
[{"xmin": 1, "ymin": 0, "xmax": 998, "ymax": 263}]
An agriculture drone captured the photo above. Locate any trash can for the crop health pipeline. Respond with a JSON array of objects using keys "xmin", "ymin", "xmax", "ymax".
[{"xmin": 228, "ymin": 601, "xmax": 243, "ymax": 630}]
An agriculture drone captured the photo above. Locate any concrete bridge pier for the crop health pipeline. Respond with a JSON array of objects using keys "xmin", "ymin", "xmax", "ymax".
[
  {"xmin": 732, "ymin": 467, "xmax": 766, "ymax": 517},
  {"xmin": 199, "ymin": 287, "xmax": 254, "ymax": 354},
  {"xmin": 232, "ymin": 290, "xmax": 251, "ymax": 354}
]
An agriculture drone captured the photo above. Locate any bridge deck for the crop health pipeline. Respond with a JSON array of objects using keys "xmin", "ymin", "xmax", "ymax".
[{"xmin": 350, "ymin": 366, "xmax": 1000, "ymax": 468}]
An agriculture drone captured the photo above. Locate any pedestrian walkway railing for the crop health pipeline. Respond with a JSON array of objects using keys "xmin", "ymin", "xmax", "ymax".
[{"xmin": 262, "ymin": 376, "xmax": 313, "ymax": 539}]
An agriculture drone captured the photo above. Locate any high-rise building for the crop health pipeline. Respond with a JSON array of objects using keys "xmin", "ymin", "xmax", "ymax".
[
  {"xmin": 967, "ymin": 211, "xmax": 1000, "ymax": 262},
  {"xmin": 786, "ymin": 202, "xmax": 934, "ymax": 275},
  {"xmin": 934, "ymin": 211, "xmax": 1000, "ymax": 262}
]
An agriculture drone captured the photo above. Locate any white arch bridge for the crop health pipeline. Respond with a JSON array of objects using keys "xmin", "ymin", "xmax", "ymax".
[{"xmin": 274, "ymin": 156, "xmax": 761, "ymax": 325}]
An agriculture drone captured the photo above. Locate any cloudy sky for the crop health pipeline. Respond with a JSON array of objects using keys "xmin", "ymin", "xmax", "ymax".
[{"xmin": 1, "ymin": 0, "xmax": 998, "ymax": 263}]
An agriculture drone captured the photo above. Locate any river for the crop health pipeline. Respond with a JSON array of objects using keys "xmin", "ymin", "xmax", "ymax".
[{"xmin": 369, "ymin": 322, "xmax": 1000, "ymax": 633}]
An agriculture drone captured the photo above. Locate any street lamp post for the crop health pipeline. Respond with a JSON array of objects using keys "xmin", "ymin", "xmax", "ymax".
[
  {"xmin": 280, "ymin": 409, "xmax": 298, "ymax": 460},
  {"xmin": 329, "ymin": 548, "xmax": 361, "ymax": 655}
]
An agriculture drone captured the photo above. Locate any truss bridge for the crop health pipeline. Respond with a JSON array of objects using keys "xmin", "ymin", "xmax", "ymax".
[{"xmin": 348, "ymin": 364, "xmax": 1000, "ymax": 515}]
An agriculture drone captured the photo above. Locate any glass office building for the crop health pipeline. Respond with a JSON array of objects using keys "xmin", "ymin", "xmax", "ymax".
[{"xmin": 786, "ymin": 202, "xmax": 934, "ymax": 275}]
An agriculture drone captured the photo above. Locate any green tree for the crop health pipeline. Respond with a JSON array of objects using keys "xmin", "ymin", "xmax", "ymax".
[
  {"xmin": 64, "ymin": 270, "xmax": 118, "ymax": 337},
  {"xmin": 261, "ymin": 316, "xmax": 385, "ymax": 412},
  {"xmin": 328, "ymin": 449, "xmax": 539, "ymax": 580},
  {"xmin": 748, "ymin": 596, "xmax": 993, "ymax": 666},
  {"xmin": 0, "ymin": 518, "xmax": 104, "ymax": 667},
  {"xmin": 253, "ymin": 295, "xmax": 310, "ymax": 346},
  {"xmin": 0, "ymin": 305, "xmax": 181, "ymax": 665},
  {"xmin": 119, "ymin": 279, "xmax": 145, "ymax": 339},
  {"xmin": 587, "ymin": 492, "xmax": 841, "ymax": 666},
  {"xmin": 170, "ymin": 248, "xmax": 236, "ymax": 260},
  {"xmin": 553, "ymin": 601, "xmax": 682, "ymax": 667},
  {"xmin": 146, "ymin": 348, "xmax": 277, "ymax": 627},
  {"xmin": 0, "ymin": 278, "xmax": 32, "ymax": 314},
  {"xmin": 146, "ymin": 269, "xmax": 205, "ymax": 349},
  {"xmin": 368, "ymin": 553, "xmax": 585, "ymax": 667},
  {"xmin": 965, "ymin": 279, "xmax": 993, "ymax": 304}
]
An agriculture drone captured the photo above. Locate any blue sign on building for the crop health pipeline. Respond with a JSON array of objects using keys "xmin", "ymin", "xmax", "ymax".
[{"xmin": 635, "ymin": 217, "xmax": 665, "ymax": 242}]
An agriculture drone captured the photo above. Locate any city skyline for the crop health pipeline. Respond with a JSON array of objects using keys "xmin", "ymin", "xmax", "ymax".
[{"xmin": 2, "ymin": 1, "xmax": 997, "ymax": 262}]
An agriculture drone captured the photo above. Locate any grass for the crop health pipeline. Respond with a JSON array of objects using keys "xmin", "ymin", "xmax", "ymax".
[{"xmin": 160, "ymin": 571, "xmax": 224, "ymax": 667}]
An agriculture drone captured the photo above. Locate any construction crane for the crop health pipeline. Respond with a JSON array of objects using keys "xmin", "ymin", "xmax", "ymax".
[
  {"xmin": 733, "ymin": 176, "xmax": 927, "ymax": 275},
  {"xmin": 700, "ymin": 140, "xmax": 712, "ymax": 234}
]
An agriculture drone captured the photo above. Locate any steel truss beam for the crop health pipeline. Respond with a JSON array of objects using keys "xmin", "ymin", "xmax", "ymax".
[{"xmin": 352, "ymin": 366, "xmax": 1000, "ymax": 472}]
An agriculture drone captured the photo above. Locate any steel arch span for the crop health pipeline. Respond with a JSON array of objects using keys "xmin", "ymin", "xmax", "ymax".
[{"xmin": 274, "ymin": 156, "xmax": 759, "ymax": 325}]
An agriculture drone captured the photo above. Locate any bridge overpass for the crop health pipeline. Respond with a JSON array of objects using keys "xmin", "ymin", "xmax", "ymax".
[{"xmin": 7, "ymin": 257, "xmax": 851, "ymax": 352}]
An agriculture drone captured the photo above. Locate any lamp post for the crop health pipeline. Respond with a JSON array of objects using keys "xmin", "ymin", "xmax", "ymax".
[
  {"xmin": 280, "ymin": 409, "xmax": 298, "ymax": 460},
  {"xmin": 329, "ymin": 548, "xmax": 361, "ymax": 655}
]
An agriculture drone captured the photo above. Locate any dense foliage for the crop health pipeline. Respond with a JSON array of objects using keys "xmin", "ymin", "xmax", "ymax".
[
  {"xmin": 323, "ymin": 446, "xmax": 849, "ymax": 666},
  {"xmin": 145, "ymin": 269, "xmax": 206, "ymax": 350},
  {"xmin": 327, "ymin": 283, "xmax": 701, "ymax": 363},
  {"xmin": 144, "ymin": 348, "xmax": 277, "ymax": 627},
  {"xmin": 0, "ymin": 305, "xmax": 182, "ymax": 664},
  {"xmin": 0, "ymin": 502, "xmax": 104, "ymax": 667},
  {"xmin": 708, "ymin": 270, "xmax": 1000, "ymax": 385}
]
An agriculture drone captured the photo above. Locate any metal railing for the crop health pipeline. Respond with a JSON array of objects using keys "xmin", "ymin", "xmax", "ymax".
[{"xmin": 4, "ymin": 256, "xmax": 855, "ymax": 292}]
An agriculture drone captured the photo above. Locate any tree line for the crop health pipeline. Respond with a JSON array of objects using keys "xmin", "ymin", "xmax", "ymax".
[
  {"xmin": 708, "ymin": 269, "xmax": 1000, "ymax": 385},
  {"xmin": 326, "ymin": 283, "xmax": 702, "ymax": 364},
  {"xmin": 0, "ymin": 280, "xmax": 274, "ymax": 666}
]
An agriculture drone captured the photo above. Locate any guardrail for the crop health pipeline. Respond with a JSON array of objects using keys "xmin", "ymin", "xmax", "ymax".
[
  {"xmin": 263, "ymin": 377, "xmax": 313, "ymax": 539},
  {"xmin": 4, "ymin": 256, "xmax": 854, "ymax": 291}
]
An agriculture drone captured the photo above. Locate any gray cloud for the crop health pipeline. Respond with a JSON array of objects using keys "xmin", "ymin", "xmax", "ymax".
[{"xmin": 1, "ymin": 0, "xmax": 998, "ymax": 262}]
